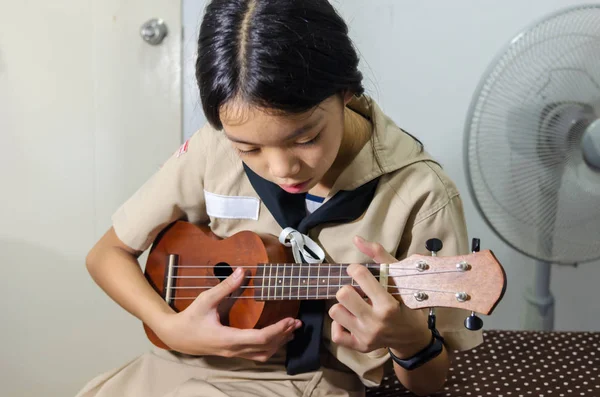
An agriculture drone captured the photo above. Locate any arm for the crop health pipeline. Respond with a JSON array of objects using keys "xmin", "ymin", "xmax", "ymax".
[
  {"xmin": 330, "ymin": 194, "xmax": 481, "ymax": 396},
  {"xmin": 87, "ymin": 129, "xmax": 301, "ymax": 360},
  {"xmin": 390, "ymin": 192, "xmax": 479, "ymax": 395},
  {"xmin": 86, "ymin": 227, "xmax": 300, "ymax": 359},
  {"xmin": 335, "ymin": 242, "xmax": 449, "ymax": 397},
  {"xmin": 86, "ymin": 227, "xmax": 174, "ymax": 333},
  {"xmin": 387, "ymin": 314, "xmax": 450, "ymax": 396}
]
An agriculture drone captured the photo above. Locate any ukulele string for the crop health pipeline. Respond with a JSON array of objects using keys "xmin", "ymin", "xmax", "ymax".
[
  {"xmin": 170, "ymin": 269, "xmax": 462, "ymax": 280},
  {"xmin": 169, "ymin": 290, "xmax": 453, "ymax": 300},
  {"xmin": 171, "ymin": 264, "xmax": 432, "ymax": 271},
  {"xmin": 165, "ymin": 266, "xmax": 466, "ymax": 300},
  {"xmin": 167, "ymin": 284, "xmax": 457, "ymax": 295}
]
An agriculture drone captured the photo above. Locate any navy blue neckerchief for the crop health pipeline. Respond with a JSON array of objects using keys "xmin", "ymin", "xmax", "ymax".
[{"xmin": 242, "ymin": 163, "xmax": 381, "ymax": 375}]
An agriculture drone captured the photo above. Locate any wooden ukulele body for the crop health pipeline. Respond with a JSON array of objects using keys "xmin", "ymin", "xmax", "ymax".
[{"xmin": 143, "ymin": 221, "xmax": 300, "ymax": 350}]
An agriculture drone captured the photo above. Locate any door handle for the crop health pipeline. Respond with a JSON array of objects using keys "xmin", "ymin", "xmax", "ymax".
[{"xmin": 140, "ymin": 18, "xmax": 168, "ymax": 45}]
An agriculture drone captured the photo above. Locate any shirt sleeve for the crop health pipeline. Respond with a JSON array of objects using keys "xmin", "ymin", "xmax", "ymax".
[
  {"xmin": 111, "ymin": 127, "xmax": 211, "ymax": 252},
  {"xmin": 396, "ymin": 192, "xmax": 484, "ymax": 352}
]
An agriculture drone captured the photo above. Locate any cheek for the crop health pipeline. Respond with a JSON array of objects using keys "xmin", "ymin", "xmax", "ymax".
[
  {"xmin": 240, "ymin": 156, "xmax": 270, "ymax": 176},
  {"xmin": 318, "ymin": 127, "xmax": 343, "ymax": 162},
  {"xmin": 297, "ymin": 143, "xmax": 336, "ymax": 171}
]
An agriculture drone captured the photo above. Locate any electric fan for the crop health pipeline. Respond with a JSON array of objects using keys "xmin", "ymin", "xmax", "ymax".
[{"xmin": 464, "ymin": 4, "xmax": 600, "ymax": 331}]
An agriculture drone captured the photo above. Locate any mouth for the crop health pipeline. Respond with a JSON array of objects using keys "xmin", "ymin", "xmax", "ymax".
[{"xmin": 279, "ymin": 179, "xmax": 312, "ymax": 193}]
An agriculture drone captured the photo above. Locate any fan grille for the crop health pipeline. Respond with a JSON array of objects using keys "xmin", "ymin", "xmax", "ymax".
[{"xmin": 465, "ymin": 4, "xmax": 600, "ymax": 264}]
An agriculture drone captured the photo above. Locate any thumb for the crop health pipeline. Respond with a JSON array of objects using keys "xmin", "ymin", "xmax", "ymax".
[
  {"xmin": 198, "ymin": 267, "xmax": 246, "ymax": 308},
  {"xmin": 353, "ymin": 235, "xmax": 397, "ymax": 264}
]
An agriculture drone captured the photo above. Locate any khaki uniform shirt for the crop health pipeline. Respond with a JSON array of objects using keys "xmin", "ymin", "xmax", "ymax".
[{"xmin": 78, "ymin": 96, "xmax": 483, "ymax": 397}]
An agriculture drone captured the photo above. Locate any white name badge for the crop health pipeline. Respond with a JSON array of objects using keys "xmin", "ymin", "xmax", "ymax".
[{"xmin": 204, "ymin": 190, "xmax": 260, "ymax": 220}]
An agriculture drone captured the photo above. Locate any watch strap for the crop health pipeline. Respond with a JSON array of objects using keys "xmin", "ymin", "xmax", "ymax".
[{"xmin": 388, "ymin": 311, "xmax": 445, "ymax": 371}]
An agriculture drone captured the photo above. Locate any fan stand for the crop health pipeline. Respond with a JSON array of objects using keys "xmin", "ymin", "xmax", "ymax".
[
  {"xmin": 522, "ymin": 167, "xmax": 557, "ymax": 331},
  {"xmin": 523, "ymin": 260, "xmax": 555, "ymax": 331},
  {"xmin": 520, "ymin": 109, "xmax": 564, "ymax": 333}
]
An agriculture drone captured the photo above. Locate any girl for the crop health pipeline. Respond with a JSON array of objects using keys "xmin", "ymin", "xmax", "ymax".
[{"xmin": 76, "ymin": 1, "xmax": 482, "ymax": 396}]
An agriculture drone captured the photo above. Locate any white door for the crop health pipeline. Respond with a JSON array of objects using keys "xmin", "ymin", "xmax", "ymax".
[{"xmin": 0, "ymin": 1, "xmax": 182, "ymax": 396}]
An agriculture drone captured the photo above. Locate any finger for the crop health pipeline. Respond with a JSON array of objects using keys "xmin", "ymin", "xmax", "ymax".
[
  {"xmin": 237, "ymin": 351, "xmax": 274, "ymax": 362},
  {"xmin": 331, "ymin": 320, "xmax": 362, "ymax": 351},
  {"xmin": 345, "ymin": 263, "xmax": 393, "ymax": 308},
  {"xmin": 199, "ymin": 267, "xmax": 246, "ymax": 308},
  {"xmin": 328, "ymin": 302, "xmax": 360, "ymax": 333},
  {"xmin": 335, "ymin": 284, "xmax": 371, "ymax": 319},
  {"xmin": 223, "ymin": 321, "xmax": 298, "ymax": 357},
  {"xmin": 353, "ymin": 236, "xmax": 397, "ymax": 264},
  {"xmin": 352, "ymin": 237, "xmax": 403, "ymax": 305},
  {"xmin": 235, "ymin": 317, "xmax": 301, "ymax": 346}
]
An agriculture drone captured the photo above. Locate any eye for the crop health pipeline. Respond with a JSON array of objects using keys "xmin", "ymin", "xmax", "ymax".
[
  {"xmin": 296, "ymin": 132, "xmax": 321, "ymax": 146},
  {"xmin": 235, "ymin": 147, "xmax": 259, "ymax": 156}
]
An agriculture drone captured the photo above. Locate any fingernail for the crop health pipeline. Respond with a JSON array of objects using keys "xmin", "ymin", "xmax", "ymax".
[
  {"xmin": 233, "ymin": 268, "xmax": 243, "ymax": 279},
  {"xmin": 295, "ymin": 319, "xmax": 302, "ymax": 328},
  {"xmin": 355, "ymin": 236, "xmax": 365, "ymax": 242}
]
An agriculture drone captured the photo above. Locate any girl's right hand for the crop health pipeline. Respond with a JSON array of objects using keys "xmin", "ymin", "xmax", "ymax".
[{"xmin": 151, "ymin": 267, "xmax": 302, "ymax": 362}]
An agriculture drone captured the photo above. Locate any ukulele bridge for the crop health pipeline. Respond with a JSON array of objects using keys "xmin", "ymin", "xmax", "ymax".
[{"xmin": 164, "ymin": 254, "xmax": 178, "ymax": 305}]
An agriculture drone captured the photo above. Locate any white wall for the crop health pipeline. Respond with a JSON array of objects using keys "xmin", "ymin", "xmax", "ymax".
[
  {"xmin": 1, "ymin": 2, "xmax": 182, "ymax": 396},
  {"xmin": 182, "ymin": 0, "xmax": 600, "ymax": 331}
]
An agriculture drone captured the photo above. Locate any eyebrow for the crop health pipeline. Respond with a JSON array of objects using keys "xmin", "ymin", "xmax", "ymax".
[{"xmin": 225, "ymin": 115, "xmax": 324, "ymax": 146}]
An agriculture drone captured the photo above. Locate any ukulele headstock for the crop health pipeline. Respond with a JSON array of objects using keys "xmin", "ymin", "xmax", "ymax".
[{"xmin": 388, "ymin": 238, "xmax": 506, "ymax": 326}]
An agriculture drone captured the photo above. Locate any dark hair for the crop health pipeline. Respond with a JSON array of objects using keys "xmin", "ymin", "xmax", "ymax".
[{"xmin": 195, "ymin": 0, "xmax": 364, "ymax": 129}]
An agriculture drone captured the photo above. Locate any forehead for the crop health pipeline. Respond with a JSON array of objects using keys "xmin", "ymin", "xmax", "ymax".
[{"xmin": 220, "ymin": 97, "xmax": 339, "ymax": 145}]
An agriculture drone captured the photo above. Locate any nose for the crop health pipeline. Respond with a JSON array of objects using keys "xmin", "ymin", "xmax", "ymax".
[{"xmin": 268, "ymin": 150, "xmax": 301, "ymax": 179}]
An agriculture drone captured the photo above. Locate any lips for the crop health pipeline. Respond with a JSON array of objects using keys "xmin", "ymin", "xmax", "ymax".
[
  {"xmin": 279, "ymin": 179, "xmax": 311, "ymax": 193},
  {"xmin": 281, "ymin": 181, "xmax": 307, "ymax": 189}
]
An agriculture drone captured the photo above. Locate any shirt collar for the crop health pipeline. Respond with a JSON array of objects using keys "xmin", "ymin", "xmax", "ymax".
[{"xmin": 327, "ymin": 95, "xmax": 435, "ymax": 197}]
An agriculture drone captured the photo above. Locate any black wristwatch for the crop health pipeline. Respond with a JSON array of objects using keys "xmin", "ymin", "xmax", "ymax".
[{"xmin": 388, "ymin": 312, "xmax": 445, "ymax": 371}]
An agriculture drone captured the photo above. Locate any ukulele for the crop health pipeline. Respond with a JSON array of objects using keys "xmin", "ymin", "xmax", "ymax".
[{"xmin": 143, "ymin": 221, "xmax": 506, "ymax": 350}]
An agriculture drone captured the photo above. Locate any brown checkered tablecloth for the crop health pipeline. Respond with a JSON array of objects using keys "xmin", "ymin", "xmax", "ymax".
[{"xmin": 365, "ymin": 330, "xmax": 600, "ymax": 397}]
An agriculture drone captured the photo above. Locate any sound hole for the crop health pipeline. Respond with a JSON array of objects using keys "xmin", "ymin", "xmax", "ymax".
[{"xmin": 214, "ymin": 262, "xmax": 233, "ymax": 281}]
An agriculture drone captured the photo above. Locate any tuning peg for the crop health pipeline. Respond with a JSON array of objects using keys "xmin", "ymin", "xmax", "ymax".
[
  {"xmin": 425, "ymin": 238, "xmax": 443, "ymax": 256},
  {"xmin": 464, "ymin": 311, "xmax": 484, "ymax": 331},
  {"xmin": 471, "ymin": 238, "xmax": 480, "ymax": 253}
]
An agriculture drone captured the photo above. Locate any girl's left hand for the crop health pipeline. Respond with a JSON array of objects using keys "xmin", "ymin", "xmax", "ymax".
[{"xmin": 328, "ymin": 236, "xmax": 432, "ymax": 358}]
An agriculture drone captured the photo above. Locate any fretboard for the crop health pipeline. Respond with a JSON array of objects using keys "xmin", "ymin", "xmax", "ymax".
[{"xmin": 253, "ymin": 263, "xmax": 377, "ymax": 300}]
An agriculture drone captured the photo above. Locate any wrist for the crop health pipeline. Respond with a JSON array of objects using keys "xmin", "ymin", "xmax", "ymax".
[
  {"xmin": 144, "ymin": 303, "xmax": 176, "ymax": 334},
  {"xmin": 389, "ymin": 326, "xmax": 432, "ymax": 359}
]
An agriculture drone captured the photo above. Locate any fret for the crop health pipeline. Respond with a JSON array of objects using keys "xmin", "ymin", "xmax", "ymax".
[
  {"xmin": 305, "ymin": 265, "xmax": 309, "ymax": 299},
  {"xmin": 285, "ymin": 263, "xmax": 292, "ymax": 299},
  {"xmin": 258, "ymin": 264, "xmax": 265, "ymax": 301},
  {"xmin": 282, "ymin": 263, "xmax": 286, "ymax": 300},
  {"xmin": 316, "ymin": 265, "xmax": 320, "ymax": 299},
  {"xmin": 288, "ymin": 263, "xmax": 292, "ymax": 299},
  {"xmin": 296, "ymin": 263, "xmax": 301, "ymax": 300},
  {"xmin": 327, "ymin": 263, "xmax": 331, "ymax": 299},
  {"xmin": 283, "ymin": 263, "xmax": 287, "ymax": 299},
  {"xmin": 338, "ymin": 264, "xmax": 342, "ymax": 299},
  {"xmin": 275, "ymin": 263, "xmax": 280, "ymax": 300},
  {"xmin": 290, "ymin": 263, "xmax": 298, "ymax": 299},
  {"xmin": 312, "ymin": 266, "xmax": 317, "ymax": 296},
  {"xmin": 268, "ymin": 263, "xmax": 273, "ymax": 300}
]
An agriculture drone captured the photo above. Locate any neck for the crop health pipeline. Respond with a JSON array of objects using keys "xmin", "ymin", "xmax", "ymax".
[
  {"xmin": 309, "ymin": 107, "xmax": 372, "ymax": 197},
  {"xmin": 253, "ymin": 262, "xmax": 378, "ymax": 301}
]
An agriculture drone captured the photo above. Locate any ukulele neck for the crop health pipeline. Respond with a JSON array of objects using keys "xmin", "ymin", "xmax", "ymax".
[{"xmin": 253, "ymin": 263, "xmax": 372, "ymax": 300}]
